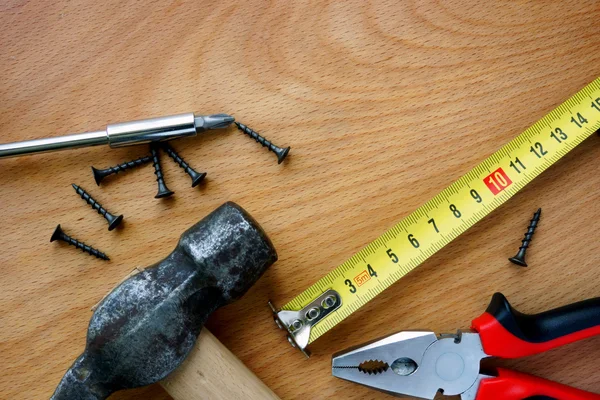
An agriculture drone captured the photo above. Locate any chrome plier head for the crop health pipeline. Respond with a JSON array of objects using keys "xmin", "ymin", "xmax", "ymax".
[
  {"xmin": 332, "ymin": 330, "xmax": 488, "ymax": 399},
  {"xmin": 334, "ymin": 293, "xmax": 600, "ymax": 399}
]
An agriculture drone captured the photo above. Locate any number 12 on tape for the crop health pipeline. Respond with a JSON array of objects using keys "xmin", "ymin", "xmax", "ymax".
[{"xmin": 270, "ymin": 78, "xmax": 600, "ymax": 356}]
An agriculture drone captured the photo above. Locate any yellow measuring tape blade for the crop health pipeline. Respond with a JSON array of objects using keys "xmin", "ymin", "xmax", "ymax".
[{"xmin": 282, "ymin": 78, "xmax": 600, "ymax": 345}]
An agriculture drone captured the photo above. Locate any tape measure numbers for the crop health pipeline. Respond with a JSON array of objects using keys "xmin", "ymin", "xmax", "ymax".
[{"xmin": 270, "ymin": 78, "xmax": 600, "ymax": 356}]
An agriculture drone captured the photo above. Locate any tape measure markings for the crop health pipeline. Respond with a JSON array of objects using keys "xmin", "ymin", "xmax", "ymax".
[{"xmin": 280, "ymin": 80, "xmax": 600, "ymax": 347}]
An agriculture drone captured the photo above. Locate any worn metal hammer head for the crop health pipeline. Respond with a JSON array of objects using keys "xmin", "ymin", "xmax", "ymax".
[{"xmin": 51, "ymin": 202, "xmax": 277, "ymax": 400}]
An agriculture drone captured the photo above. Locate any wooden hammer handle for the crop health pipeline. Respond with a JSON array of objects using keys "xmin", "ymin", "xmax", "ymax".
[{"xmin": 161, "ymin": 328, "xmax": 280, "ymax": 400}]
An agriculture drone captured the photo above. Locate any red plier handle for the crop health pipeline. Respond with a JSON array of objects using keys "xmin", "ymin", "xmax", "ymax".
[
  {"xmin": 470, "ymin": 293, "xmax": 600, "ymax": 400},
  {"xmin": 476, "ymin": 368, "xmax": 600, "ymax": 400}
]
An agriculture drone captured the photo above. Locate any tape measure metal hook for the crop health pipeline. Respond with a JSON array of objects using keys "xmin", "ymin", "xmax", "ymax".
[{"xmin": 270, "ymin": 78, "xmax": 600, "ymax": 356}]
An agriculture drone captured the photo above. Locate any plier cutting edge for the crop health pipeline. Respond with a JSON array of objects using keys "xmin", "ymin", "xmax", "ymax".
[{"xmin": 332, "ymin": 293, "xmax": 600, "ymax": 399}]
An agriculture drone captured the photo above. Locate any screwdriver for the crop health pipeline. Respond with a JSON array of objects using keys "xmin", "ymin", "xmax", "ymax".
[{"xmin": 0, "ymin": 112, "xmax": 235, "ymax": 159}]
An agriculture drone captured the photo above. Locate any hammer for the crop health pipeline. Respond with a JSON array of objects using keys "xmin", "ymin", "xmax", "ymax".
[{"xmin": 51, "ymin": 202, "xmax": 277, "ymax": 399}]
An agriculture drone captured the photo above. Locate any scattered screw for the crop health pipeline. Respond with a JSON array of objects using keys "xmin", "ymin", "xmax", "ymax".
[
  {"xmin": 72, "ymin": 184, "xmax": 124, "ymax": 231},
  {"xmin": 91, "ymin": 155, "xmax": 152, "ymax": 186},
  {"xmin": 50, "ymin": 224, "xmax": 110, "ymax": 261},
  {"xmin": 150, "ymin": 144, "xmax": 174, "ymax": 199},
  {"xmin": 509, "ymin": 208, "xmax": 541, "ymax": 267},
  {"xmin": 235, "ymin": 122, "xmax": 290, "ymax": 164},
  {"xmin": 160, "ymin": 143, "xmax": 207, "ymax": 187}
]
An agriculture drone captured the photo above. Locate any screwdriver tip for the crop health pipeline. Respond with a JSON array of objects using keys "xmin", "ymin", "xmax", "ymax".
[{"xmin": 196, "ymin": 114, "xmax": 235, "ymax": 130}]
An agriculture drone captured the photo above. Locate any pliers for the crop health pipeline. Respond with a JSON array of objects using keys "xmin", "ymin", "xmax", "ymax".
[{"xmin": 332, "ymin": 293, "xmax": 600, "ymax": 399}]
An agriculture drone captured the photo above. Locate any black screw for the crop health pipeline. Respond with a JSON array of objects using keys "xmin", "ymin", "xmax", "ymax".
[
  {"xmin": 509, "ymin": 208, "xmax": 541, "ymax": 267},
  {"xmin": 91, "ymin": 155, "xmax": 152, "ymax": 186},
  {"xmin": 72, "ymin": 184, "xmax": 124, "ymax": 231},
  {"xmin": 50, "ymin": 224, "xmax": 110, "ymax": 261},
  {"xmin": 160, "ymin": 143, "xmax": 207, "ymax": 187},
  {"xmin": 235, "ymin": 122, "xmax": 290, "ymax": 164},
  {"xmin": 150, "ymin": 144, "xmax": 174, "ymax": 198}
]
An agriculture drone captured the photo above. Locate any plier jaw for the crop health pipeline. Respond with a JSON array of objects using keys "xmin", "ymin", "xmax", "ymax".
[
  {"xmin": 332, "ymin": 330, "xmax": 487, "ymax": 399},
  {"xmin": 332, "ymin": 293, "xmax": 600, "ymax": 399}
]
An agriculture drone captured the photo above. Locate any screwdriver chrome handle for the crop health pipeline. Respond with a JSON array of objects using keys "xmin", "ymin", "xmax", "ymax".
[{"xmin": 0, "ymin": 113, "xmax": 235, "ymax": 159}]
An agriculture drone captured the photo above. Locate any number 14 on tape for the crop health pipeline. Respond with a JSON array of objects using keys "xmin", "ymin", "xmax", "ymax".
[{"xmin": 270, "ymin": 78, "xmax": 600, "ymax": 356}]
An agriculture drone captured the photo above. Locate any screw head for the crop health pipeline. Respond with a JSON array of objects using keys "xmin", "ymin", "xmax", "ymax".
[
  {"xmin": 155, "ymin": 181, "xmax": 174, "ymax": 199},
  {"xmin": 508, "ymin": 256, "xmax": 528, "ymax": 267},
  {"xmin": 509, "ymin": 248, "xmax": 528, "ymax": 267},
  {"xmin": 190, "ymin": 171, "xmax": 207, "ymax": 188},
  {"xmin": 107, "ymin": 214, "xmax": 124, "ymax": 231},
  {"xmin": 275, "ymin": 146, "xmax": 291, "ymax": 164},
  {"xmin": 50, "ymin": 224, "xmax": 64, "ymax": 242},
  {"xmin": 91, "ymin": 166, "xmax": 105, "ymax": 186},
  {"xmin": 155, "ymin": 189, "xmax": 175, "ymax": 199}
]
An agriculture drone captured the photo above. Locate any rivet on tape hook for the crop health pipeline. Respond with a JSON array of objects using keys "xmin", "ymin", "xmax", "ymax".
[{"xmin": 269, "ymin": 289, "xmax": 342, "ymax": 357}]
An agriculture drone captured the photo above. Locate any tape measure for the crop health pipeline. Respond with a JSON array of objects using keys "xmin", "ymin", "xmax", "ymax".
[{"xmin": 270, "ymin": 78, "xmax": 600, "ymax": 356}]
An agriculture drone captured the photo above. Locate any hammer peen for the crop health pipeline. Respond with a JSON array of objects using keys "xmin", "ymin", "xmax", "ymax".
[{"xmin": 51, "ymin": 202, "xmax": 277, "ymax": 399}]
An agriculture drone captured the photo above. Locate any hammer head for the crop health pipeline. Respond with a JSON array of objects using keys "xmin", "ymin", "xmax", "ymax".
[
  {"xmin": 179, "ymin": 201, "xmax": 277, "ymax": 303},
  {"xmin": 51, "ymin": 202, "xmax": 277, "ymax": 400}
]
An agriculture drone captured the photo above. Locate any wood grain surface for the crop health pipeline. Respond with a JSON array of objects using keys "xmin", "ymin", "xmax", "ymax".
[{"xmin": 1, "ymin": 1, "xmax": 599, "ymax": 399}]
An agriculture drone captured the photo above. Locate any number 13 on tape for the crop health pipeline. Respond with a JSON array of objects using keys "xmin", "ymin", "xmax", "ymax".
[{"xmin": 269, "ymin": 78, "xmax": 600, "ymax": 357}]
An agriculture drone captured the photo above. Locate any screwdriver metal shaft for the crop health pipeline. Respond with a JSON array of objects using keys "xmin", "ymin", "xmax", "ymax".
[{"xmin": 0, "ymin": 113, "xmax": 235, "ymax": 159}]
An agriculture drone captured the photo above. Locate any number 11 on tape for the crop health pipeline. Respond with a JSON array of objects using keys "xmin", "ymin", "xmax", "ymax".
[{"xmin": 270, "ymin": 77, "xmax": 600, "ymax": 356}]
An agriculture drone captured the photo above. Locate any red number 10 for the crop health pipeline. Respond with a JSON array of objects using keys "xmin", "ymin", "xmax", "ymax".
[{"xmin": 484, "ymin": 167, "xmax": 512, "ymax": 195}]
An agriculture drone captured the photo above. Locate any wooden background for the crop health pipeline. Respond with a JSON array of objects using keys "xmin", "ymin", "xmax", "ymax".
[{"xmin": 1, "ymin": 1, "xmax": 599, "ymax": 399}]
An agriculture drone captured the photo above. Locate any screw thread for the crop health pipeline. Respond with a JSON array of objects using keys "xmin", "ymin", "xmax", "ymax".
[
  {"xmin": 161, "ymin": 143, "xmax": 192, "ymax": 174},
  {"xmin": 66, "ymin": 236, "xmax": 109, "ymax": 260},
  {"xmin": 235, "ymin": 122, "xmax": 277, "ymax": 152},
  {"xmin": 52, "ymin": 226, "xmax": 109, "ymax": 260},
  {"xmin": 150, "ymin": 146, "xmax": 166, "ymax": 182},
  {"xmin": 72, "ymin": 184, "xmax": 108, "ymax": 217},
  {"xmin": 149, "ymin": 145, "xmax": 174, "ymax": 198},
  {"xmin": 519, "ymin": 208, "xmax": 541, "ymax": 250},
  {"xmin": 108, "ymin": 155, "xmax": 152, "ymax": 175}
]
